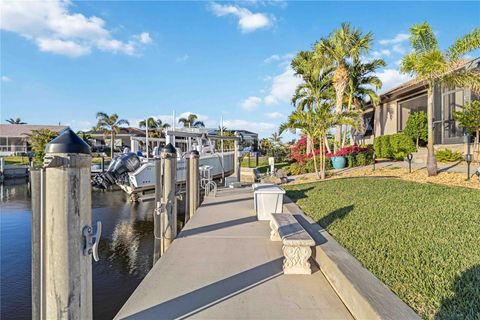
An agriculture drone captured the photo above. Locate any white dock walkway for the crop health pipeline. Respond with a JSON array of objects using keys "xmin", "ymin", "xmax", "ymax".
[{"xmin": 115, "ymin": 187, "xmax": 353, "ymax": 319}]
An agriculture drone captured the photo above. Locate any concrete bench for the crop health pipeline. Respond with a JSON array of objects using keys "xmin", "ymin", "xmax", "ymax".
[{"xmin": 270, "ymin": 213, "xmax": 315, "ymax": 274}]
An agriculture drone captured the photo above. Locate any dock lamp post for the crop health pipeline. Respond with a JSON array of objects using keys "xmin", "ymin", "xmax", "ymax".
[
  {"xmin": 372, "ymin": 152, "xmax": 376, "ymax": 171},
  {"xmin": 407, "ymin": 153, "xmax": 413, "ymax": 173}
]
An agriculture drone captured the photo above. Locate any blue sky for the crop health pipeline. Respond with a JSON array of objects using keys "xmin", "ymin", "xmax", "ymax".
[{"xmin": 1, "ymin": 1, "xmax": 479, "ymax": 138}]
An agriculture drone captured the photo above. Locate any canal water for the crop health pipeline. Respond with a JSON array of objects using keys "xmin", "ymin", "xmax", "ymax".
[{"xmin": 0, "ymin": 180, "xmax": 172, "ymax": 319}]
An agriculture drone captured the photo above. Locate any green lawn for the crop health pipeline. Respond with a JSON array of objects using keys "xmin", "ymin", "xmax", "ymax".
[
  {"xmin": 2, "ymin": 156, "xmax": 30, "ymax": 166},
  {"xmin": 241, "ymin": 156, "xmax": 290, "ymax": 174},
  {"xmin": 284, "ymin": 178, "xmax": 480, "ymax": 319}
]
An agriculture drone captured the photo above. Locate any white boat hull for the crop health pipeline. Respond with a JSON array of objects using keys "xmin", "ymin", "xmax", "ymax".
[{"xmin": 119, "ymin": 152, "xmax": 235, "ymax": 196}]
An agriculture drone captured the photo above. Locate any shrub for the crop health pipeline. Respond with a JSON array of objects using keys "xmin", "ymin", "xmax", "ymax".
[
  {"xmin": 435, "ymin": 149, "xmax": 464, "ymax": 162},
  {"xmin": 403, "ymin": 111, "xmax": 428, "ymax": 149},
  {"xmin": 390, "ymin": 133, "xmax": 416, "ymax": 160},
  {"xmin": 355, "ymin": 152, "xmax": 373, "ymax": 166},
  {"xmin": 27, "ymin": 128, "xmax": 59, "ymax": 162},
  {"xmin": 374, "ymin": 133, "xmax": 415, "ymax": 160}
]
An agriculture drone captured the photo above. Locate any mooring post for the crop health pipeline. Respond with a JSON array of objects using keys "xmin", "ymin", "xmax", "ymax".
[
  {"xmin": 101, "ymin": 155, "xmax": 105, "ymax": 173},
  {"xmin": 161, "ymin": 143, "xmax": 177, "ymax": 254},
  {"xmin": 41, "ymin": 129, "xmax": 96, "ymax": 319},
  {"xmin": 30, "ymin": 169, "xmax": 42, "ymax": 320},
  {"xmin": 0, "ymin": 157, "xmax": 4, "ymax": 174},
  {"xmin": 153, "ymin": 156, "xmax": 162, "ymax": 264},
  {"xmin": 185, "ymin": 150, "xmax": 200, "ymax": 222},
  {"xmin": 234, "ymin": 133, "xmax": 241, "ymax": 182}
]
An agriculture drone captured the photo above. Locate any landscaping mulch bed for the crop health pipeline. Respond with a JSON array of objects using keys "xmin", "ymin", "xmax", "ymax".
[{"xmin": 284, "ymin": 178, "xmax": 480, "ymax": 319}]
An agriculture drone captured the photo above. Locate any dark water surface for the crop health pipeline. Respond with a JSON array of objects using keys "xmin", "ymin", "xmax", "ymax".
[{"xmin": 0, "ymin": 180, "xmax": 161, "ymax": 320}]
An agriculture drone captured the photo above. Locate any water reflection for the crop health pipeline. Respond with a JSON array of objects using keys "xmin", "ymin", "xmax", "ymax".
[{"xmin": 0, "ymin": 183, "xmax": 165, "ymax": 320}]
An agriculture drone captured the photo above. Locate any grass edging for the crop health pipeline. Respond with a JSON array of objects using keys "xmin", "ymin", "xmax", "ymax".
[{"xmin": 283, "ymin": 196, "xmax": 420, "ymax": 320}]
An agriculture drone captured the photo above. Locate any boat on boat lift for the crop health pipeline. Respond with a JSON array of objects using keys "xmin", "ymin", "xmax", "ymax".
[{"xmin": 92, "ymin": 127, "xmax": 249, "ymax": 201}]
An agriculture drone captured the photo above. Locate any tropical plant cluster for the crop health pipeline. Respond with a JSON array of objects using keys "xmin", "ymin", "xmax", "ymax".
[
  {"xmin": 27, "ymin": 129, "xmax": 59, "ymax": 162},
  {"xmin": 374, "ymin": 133, "xmax": 416, "ymax": 160},
  {"xmin": 326, "ymin": 145, "xmax": 374, "ymax": 167},
  {"xmin": 435, "ymin": 149, "xmax": 464, "ymax": 163},
  {"xmin": 281, "ymin": 22, "xmax": 384, "ymax": 179}
]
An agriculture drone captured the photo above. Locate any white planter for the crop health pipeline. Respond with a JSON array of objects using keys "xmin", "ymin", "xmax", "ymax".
[{"xmin": 254, "ymin": 186, "xmax": 285, "ymax": 221}]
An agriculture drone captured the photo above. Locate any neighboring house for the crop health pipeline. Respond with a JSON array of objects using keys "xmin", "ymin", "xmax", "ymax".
[
  {"xmin": 358, "ymin": 58, "xmax": 479, "ymax": 149},
  {"xmin": 88, "ymin": 127, "xmax": 146, "ymax": 152},
  {"xmin": 0, "ymin": 124, "xmax": 67, "ymax": 156}
]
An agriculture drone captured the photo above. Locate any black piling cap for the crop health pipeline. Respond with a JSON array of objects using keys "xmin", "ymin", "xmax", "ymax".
[
  {"xmin": 162, "ymin": 143, "xmax": 176, "ymax": 154},
  {"xmin": 190, "ymin": 150, "xmax": 200, "ymax": 156},
  {"xmin": 44, "ymin": 128, "xmax": 91, "ymax": 155}
]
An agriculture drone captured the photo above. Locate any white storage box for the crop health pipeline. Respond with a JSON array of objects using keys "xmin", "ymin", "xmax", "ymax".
[
  {"xmin": 251, "ymin": 183, "xmax": 276, "ymax": 191},
  {"xmin": 254, "ymin": 186, "xmax": 285, "ymax": 221}
]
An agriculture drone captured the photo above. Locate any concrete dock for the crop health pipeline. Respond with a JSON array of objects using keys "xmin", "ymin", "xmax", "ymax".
[{"xmin": 115, "ymin": 187, "xmax": 353, "ymax": 319}]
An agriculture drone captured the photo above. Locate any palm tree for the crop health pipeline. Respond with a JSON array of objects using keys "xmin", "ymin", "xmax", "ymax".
[
  {"xmin": 315, "ymin": 23, "xmax": 373, "ymax": 152},
  {"xmin": 313, "ymin": 105, "xmax": 363, "ymax": 179},
  {"xmin": 6, "ymin": 118, "xmax": 26, "ymax": 124},
  {"xmin": 138, "ymin": 117, "xmax": 170, "ymax": 137},
  {"xmin": 291, "ymin": 50, "xmax": 334, "ymax": 154},
  {"xmin": 95, "ymin": 112, "xmax": 130, "ymax": 157},
  {"xmin": 400, "ymin": 22, "xmax": 480, "ymax": 176},
  {"xmin": 281, "ymin": 109, "xmax": 321, "ymax": 177},
  {"xmin": 178, "ymin": 113, "xmax": 205, "ymax": 128},
  {"xmin": 344, "ymin": 58, "xmax": 385, "ymax": 145},
  {"xmin": 269, "ymin": 131, "xmax": 282, "ymax": 147}
]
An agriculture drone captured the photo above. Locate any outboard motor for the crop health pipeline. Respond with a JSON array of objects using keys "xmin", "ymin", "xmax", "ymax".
[{"xmin": 92, "ymin": 152, "xmax": 141, "ymax": 189}]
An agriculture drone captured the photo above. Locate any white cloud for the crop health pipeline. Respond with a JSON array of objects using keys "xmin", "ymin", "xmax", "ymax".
[
  {"xmin": 209, "ymin": 2, "xmax": 273, "ymax": 33},
  {"xmin": 264, "ymin": 112, "xmax": 284, "ymax": 119},
  {"xmin": 138, "ymin": 32, "xmax": 152, "ymax": 44},
  {"xmin": 37, "ymin": 38, "xmax": 91, "ymax": 57},
  {"xmin": 223, "ymin": 119, "xmax": 276, "ymax": 133},
  {"xmin": 1, "ymin": 76, "xmax": 12, "ymax": 82},
  {"xmin": 264, "ymin": 66, "xmax": 302, "ymax": 105},
  {"xmin": 0, "ymin": 0, "xmax": 151, "ymax": 57},
  {"xmin": 392, "ymin": 44, "xmax": 406, "ymax": 54},
  {"xmin": 379, "ymin": 33, "xmax": 409, "ymax": 45},
  {"xmin": 376, "ymin": 68, "xmax": 412, "ymax": 92},
  {"xmin": 176, "ymin": 54, "xmax": 189, "ymax": 62},
  {"xmin": 264, "ymin": 52, "xmax": 294, "ymax": 64},
  {"xmin": 240, "ymin": 96, "xmax": 262, "ymax": 111},
  {"xmin": 372, "ymin": 49, "xmax": 391, "ymax": 59}
]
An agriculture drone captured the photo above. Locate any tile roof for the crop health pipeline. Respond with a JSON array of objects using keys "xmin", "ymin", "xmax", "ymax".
[{"xmin": 0, "ymin": 124, "xmax": 68, "ymax": 137}]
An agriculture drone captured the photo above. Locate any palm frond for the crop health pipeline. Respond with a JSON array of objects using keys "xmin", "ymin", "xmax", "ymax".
[{"xmin": 447, "ymin": 27, "xmax": 480, "ymax": 62}]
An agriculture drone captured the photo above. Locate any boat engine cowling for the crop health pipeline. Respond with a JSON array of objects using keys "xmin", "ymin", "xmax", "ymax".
[{"xmin": 92, "ymin": 152, "xmax": 141, "ymax": 189}]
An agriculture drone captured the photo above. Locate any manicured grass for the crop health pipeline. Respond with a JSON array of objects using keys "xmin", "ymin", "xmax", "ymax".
[
  {"xmin": 284, "ymin": 178, "xmax": 480, "ymax": 319},
  {"xmin": 2, "ymin": 156, "xmax": 30, "ymax": 166},
  {"xmin": 241, "ymin": 156, "xmax": 290, "ymax": 174}
]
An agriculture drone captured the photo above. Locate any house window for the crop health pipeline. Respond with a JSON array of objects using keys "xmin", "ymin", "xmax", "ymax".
[
  {"xmin": 397, "ymin": 95, "xmax": 428, "ymax": 131},
  {"xmin": 441, "ymin": 87, "xmax": 464, "ymax": 141}
]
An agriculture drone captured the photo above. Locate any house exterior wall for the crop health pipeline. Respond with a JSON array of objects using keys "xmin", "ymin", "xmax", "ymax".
[{"xmin": 374, "ymin": 100, "xmax": 399, "ymax": 137}]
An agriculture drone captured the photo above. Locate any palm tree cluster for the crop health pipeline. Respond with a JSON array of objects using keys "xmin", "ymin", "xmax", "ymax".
[
  {"xmin": 178, "ymin": 113, "xmax": 205, "ymax": 128},
  {"xmin": 281, "ymin": 22, "xmax": 384, "ymax": 179},
  {"xmin": 138, "ymin": 117, "xmax": 170, "ymax": 138},
  {"xmin": 95, "ymin": 112, "xmax": 130, "ymax": 157}
]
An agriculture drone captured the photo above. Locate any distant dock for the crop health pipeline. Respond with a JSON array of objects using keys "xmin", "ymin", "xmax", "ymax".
[{"xmin": 114, "ymin": 187, "xmax": 353, "ymax": 319}]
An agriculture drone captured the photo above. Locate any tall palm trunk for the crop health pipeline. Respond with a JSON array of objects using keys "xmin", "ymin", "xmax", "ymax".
[
  {"xmin": 320, "ymin": 136, "xmax": 326, "ymax": 180},
  {"xmin": 426, "ymin": 89, "xmax": 438, "ymax": 176},
  {"xmin": 310, "ymin": 138, "xmax": 320, "ymax": 178},
  {"xmin": 111, "ymin": 131, "xmax": 115, "ymax": 158},
  {"xmin": 333, "ymin": 65, "xmax": 348, "ymax": 153}
]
